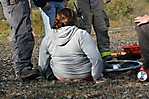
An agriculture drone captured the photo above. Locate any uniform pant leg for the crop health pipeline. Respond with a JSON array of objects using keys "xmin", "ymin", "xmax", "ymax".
[
  {"xmin": 136, "ymin": 23, "xmax": 149, "ymax": 67},
  {"xmin": 93, "ymin": 9, "xmax": 110, "ymax": 53},
  {"xmin": 77, "ymin": 0, "xmax": 92, "ymax": 33},
  {"xmin": 1, "ymin": 0, "xmax": 34, "ymax": 73}
]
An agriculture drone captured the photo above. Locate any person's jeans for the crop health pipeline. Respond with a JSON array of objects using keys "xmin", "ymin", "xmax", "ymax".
[{"xmin": 41, "ymin": 1, "xmax": 64, "ymax": 34}]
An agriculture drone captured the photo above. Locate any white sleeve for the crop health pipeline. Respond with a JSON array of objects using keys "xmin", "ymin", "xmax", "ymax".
[
  {"xmin": 79, "ymin": 30, "xmax": 104, "ymax": 81},
  {"xmin": 38, "ymin": 35, "xmax": 51, "ymax": 72}
]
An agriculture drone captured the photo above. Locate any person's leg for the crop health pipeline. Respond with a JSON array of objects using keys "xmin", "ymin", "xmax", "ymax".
[
  {"xmin": 42, "ymin": 1, "xmax": 56, "ymax": 28},
  {"xmin": 93, "ymin": 9, "xmax": 111, "ymax": 60},
  {"xmin": 136, "ymin": 24, "xmax": 149, "ymax": 67},
  {"xmin": 56, "ymin": 1, "xmax": 64, "ymax": 13},
  {"xmin": 77, "ymin": 0, "xmax": 92, "ymax": 33},
  {"xmin": 1, "ymin": 0, "xmax": 39, "ymax": 80}
]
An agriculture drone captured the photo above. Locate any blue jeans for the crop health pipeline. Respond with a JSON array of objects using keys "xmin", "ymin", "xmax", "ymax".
[{"xmin": 41, "ymin": 1, "xmax": 64, "ymax": 32}]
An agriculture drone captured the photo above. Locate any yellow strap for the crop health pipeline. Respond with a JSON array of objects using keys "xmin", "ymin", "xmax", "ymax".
[{"xmin": 101, "ymin": 51, "xmax": 112, "ymax": 58}]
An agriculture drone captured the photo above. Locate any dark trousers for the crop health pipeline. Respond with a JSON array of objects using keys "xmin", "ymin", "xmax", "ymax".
[
  {"xmin": 77, "ymin": 0, "xmax": 110, "ymax": 53},
  {"xmin": 1, "ymin": 0, "xmax": 34, "ymax": 73},
  {"xmin": 136, "ymin": 23, "xmax": 149, "ymax": 67}
]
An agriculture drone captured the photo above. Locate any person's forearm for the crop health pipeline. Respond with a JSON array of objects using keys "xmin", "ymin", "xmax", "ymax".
[
  {"xmin": 91, "ymin": 59, "xmax": 104, "ymax": 81},
  {"xmin": 80, "ymin": 31, "xmax": 104, "ymax": 81}
]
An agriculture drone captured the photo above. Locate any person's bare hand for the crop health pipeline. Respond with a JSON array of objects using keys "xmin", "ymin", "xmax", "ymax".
[{"xmin": 134, "ymin": 15, "xmax": 149, "ymax": 26}]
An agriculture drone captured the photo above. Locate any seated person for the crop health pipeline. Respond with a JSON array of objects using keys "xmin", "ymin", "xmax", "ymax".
[
  {"xmin": 135, "ymin": 15, "xmax": 149, "ymax": 73},
  {"xmin": 38, "ymin": 8, "xmax": 105, "ymax": 83}
]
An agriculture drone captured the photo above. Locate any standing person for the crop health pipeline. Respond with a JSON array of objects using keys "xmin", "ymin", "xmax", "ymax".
[
  {"xmin": 33, "ymin": 0, "xmax": 68, "ymax": 35},
  {"xmin": 33, "ymin": 0, "xmax": 68, "ymax": 34},
  {"xmin": 135, "ymin": 15, "xmax": 149, "ymax": 73},
  {"xmin": 76, "ymin": 0, "xmax": 112, "ymax": 61},
  {"xmin": 41, "ymin": 0, "xmax": 66, "ymax": 29},
  {"xmin": 1, "ymin": 0, "xmax": 40, "ymax": 80},
  {"xmin": 39, "ymin": 8, "xmax": 105, "ymax": 83}
]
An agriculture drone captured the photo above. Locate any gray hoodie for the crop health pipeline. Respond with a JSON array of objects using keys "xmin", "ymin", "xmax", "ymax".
[{"xmin": 39, "ymin": 26, "xmax": 103, "ymax": 81}]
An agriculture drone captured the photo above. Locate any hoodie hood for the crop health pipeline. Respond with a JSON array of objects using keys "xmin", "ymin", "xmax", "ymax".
[{"xmin": 55, "ymin": 26, "xmax": 78, "ymax": 46}]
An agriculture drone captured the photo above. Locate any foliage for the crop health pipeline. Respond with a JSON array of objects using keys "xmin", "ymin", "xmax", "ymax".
[
  {"xmin": 107, "ymin": 0, "xmax": 135, "ymax": 19},
  {"xmin": 67, "ymin": 0, "xmax": 76, "ymax": 10},
  {"xmin": 105, "ymin": 0, "xmax": 135, "ymax": 22},
  {"xmin": 105, "ymin": 0, "xmax": 149, "ymax": 27},
  {"xmin": 31, "ymin": 10, "xmax": 44, "ymax": 37},
  {"xmin": 0, "ymin": 20, "xmax": 10, "ymax": 40}
]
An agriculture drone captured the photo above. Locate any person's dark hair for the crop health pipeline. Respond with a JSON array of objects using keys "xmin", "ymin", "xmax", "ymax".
[{"xmin": 54, "ymin": 8, "xmax": 77, "ymax": 29}]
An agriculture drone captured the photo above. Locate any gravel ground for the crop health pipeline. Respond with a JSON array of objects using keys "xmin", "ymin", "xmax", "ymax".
[{"xmin": 0, "ymin": 30, "xmax": 149, "ymax": 99}]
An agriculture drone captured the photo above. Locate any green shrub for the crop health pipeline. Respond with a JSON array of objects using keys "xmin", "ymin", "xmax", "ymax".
[
  {"xmin": 105, "ymin": 0, "xmax": 134, "ymax": 20},
  {"xmin": 105, "ymin": 0, "xmax": 149, "ymax": 26},
  {"xmin": 32, "ymin": 10, "xmax": 44, "ymax": 37}
]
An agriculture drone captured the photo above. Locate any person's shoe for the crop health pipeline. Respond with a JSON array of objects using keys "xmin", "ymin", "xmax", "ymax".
[{"xmin": 17, "ymin": 68, "xmax": 41, "ymax": 81}]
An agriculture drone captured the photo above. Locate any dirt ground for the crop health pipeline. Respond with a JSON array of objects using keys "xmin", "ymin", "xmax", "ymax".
[{"xmin": 0, "ymin": 30, "xmax": 149, "ymax": 99}]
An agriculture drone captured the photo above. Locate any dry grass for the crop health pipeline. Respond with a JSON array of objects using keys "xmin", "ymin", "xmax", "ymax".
[
  {"xmin": 0, "ymin": 20, "xmax": 10, "ymax": 40},
  {"xmin": 31, "ymin": 9, "xmax": 44, "ymax": 37}
]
